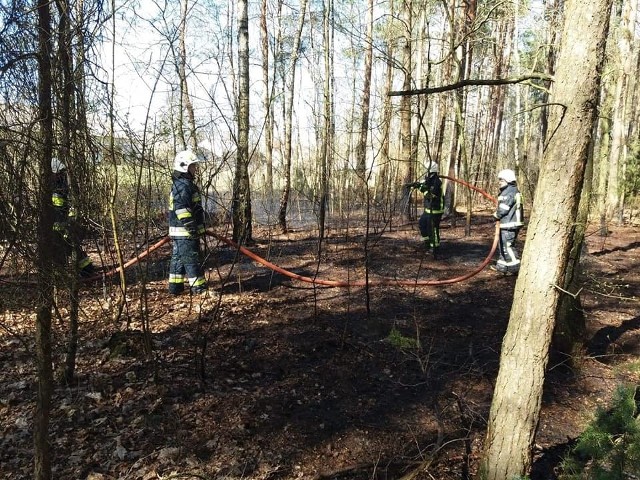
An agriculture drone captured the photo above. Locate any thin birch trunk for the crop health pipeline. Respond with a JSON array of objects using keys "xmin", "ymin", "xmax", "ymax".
[
  {"xmin": 604, "ymin": 0, "xmax": 637, "ymax": 223},
  {"xmin": 278, "ymin": 0, "xmax": 308, "ymax": 232},
  {"xmin": 400, "ymin": 0, "xmax": 413, "ymax": 221},
  {"xmin": 233, "ymin": 0, "xmax": 252, "ymax": 243},
  {"xmin": 260, "ymin": 0, "xmax": 274, "ymax": 197},
  {"xmin": 179, "ymin": 0, "xmax": 198, "ymax": 149},
  {"xmin": 35, "ymin": 0, "xmax": 55, "ymax": 477}
]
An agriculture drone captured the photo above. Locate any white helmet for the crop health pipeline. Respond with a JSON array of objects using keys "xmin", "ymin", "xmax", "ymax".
[
  {"xmin": 51, "ymin": 158, "xmax": 66, "ymax": 173},
  {"xmin": 427, "ymin": 162, "xmax": 439, "ymax": 174},
  {"xmin": 498, "ymin": 169, "xmax": 517, "ymax": 183},
  {"xmin": 173, "ymin": 149, "xmax": 204, "ymax": 173}
]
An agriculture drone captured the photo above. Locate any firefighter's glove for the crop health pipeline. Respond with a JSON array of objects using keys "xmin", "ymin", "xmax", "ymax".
[{"xmin": 408, "ymin": 182, "xmax": 422, "ymax": 189}]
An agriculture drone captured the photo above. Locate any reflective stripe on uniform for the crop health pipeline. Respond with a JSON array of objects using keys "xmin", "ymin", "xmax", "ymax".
[
  {"xmin": 52, "ymin": 194, "xmax": 66, "ymax": 207},
  {"xmin": 514, "ymin": 192, "xmax": 523, "ymax": 225},
  {"xmin": 498, "ymin": 239, "xmax": 520, "ymax": 266},
  {"xmin": 169, "ymin": 226, "xmax": 192, "ymax": 237},
  {"xmin": 169, "ymin": 225, "xmax": 205, "ymax": 237},
  {"xmin": 175, "ymin": 208, "xmax": 192, "ymax": 220},
  {"xmin": 78, "ymin": 256, "xmax": 92, "ymax": 269},
  {"xmin": 497, "ymin": 258, "xmax": 520, "ymax": 267},
  {"xmin": 169, "ymin": 273, "xmax": 185, "ymax": 284},
  {"xmin": 500, "ymin": 222, "xmax": 524, "ymax": 229},
  {"xmin": 188, "ymin": 276, "xmax": 206, "ymax": 288}
]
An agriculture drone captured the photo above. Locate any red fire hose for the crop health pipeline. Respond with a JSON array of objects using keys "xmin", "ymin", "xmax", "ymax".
[{"xmin": 3, "ymin": 176, "xmax": 499, "ymax": 288}]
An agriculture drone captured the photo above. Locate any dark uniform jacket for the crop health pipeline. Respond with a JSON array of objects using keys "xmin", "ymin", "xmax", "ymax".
[
  {"xmin": 418, "ymin": 174, "xmax": 445, "ymax": 214},
  {"xmin": 168, "ymin": 171, "xmax": 205, "ymax": 238},
  {"xmin": 494, "ymin": 183, "xmax": 524, "ymax": 230}
]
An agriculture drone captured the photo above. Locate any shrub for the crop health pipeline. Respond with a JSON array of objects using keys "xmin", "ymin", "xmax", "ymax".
[{"xmin": 560, "ymin": 384, "xmax": 640, "ymax": 479}]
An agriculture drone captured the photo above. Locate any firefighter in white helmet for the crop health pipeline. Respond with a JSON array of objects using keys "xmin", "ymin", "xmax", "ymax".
[
  {"xmin": 167, "ymin": 149, "xmax": 207, "ymax": 295},
  {"xmin": 491, "ymin": 169, "xmax": 524, "ymax": 274},
  {"xmin": 409, "ymin": 161, "xmax": 445, "ymax": 255},
  {"xmin": 51, "ymin": 158, "xmax": 95, "ymax": 277}
]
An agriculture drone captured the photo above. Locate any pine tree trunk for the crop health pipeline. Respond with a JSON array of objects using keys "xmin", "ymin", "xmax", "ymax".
[{"xmin": 479, "ymin": 0, "xmax": 613, "ymax": 478}]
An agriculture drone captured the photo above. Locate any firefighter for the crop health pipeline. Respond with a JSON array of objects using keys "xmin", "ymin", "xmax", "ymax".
[
  {"xmin": 51, "ymin": 158, "xmax": 95, "ymax": 277},
  {"xmin": 168, "ymin": 149, "xmax": 207, "ymax": 295},
  {"xmin": 491, "ymin": 168, "xmax": 524, "ymax": 274},
  {"xmin": 410, "ymin": 162, "xmax": 445, "ymax": 253}
]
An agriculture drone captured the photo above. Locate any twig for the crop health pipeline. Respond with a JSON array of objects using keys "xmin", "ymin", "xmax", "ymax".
[
  {"xmin": 551, "ymin": 284, "xmax": 583, "ymax": 298},
  {"xmin": 583, "ymin": 288, "xmax": 637, "ymax": 301}
]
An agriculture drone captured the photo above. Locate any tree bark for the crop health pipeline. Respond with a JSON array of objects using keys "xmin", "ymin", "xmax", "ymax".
[
  {"xmin": 374, "ymin": 0, "xmax": 395, "ymax": 205},
  {"xmin": 277, "ymin": 0, "xmax": 308, "ymax": 233},
  {"xmin": 604, "ymin": 0, "xmax": 637, "ymax": 223},
  {"xmin": 317, "ymin": 0, "xmax": 334, "ymax": 240},
  {"xmin": 553, "ymin": 129, "xmax": 593, "ymax": 355},
  {"xmin": 355, "ymin": 0, "xmax": 373, "ymax": 185},
  {"xmin": 260, "ymin": 0, "xmax": 274, "ymax": 197},
  {"xmin": 35, "ymin": 1, "xmax": 55, "ymax": 478},
  {"xmin": 55, "ymin": 0, "xmax": 82, "ymax": 385},
  {"xmin": 233, "ymin": 0, "xmax": 252, "ymax": 243},
  {"xmin": 479, "ymin": 0, "xmax": 613, "ymax": 478},
  {"xmin": 399, "ymin": 0, "xmax": 414, "ymax": 221}
]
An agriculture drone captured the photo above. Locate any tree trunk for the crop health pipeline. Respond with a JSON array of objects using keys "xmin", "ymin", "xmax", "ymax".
[
  {"xmin": 604, "ymin": 0, "xmax": 637, "ymax": 224},
  {"xmin": 479, "ymin": 0, "xmax": 613, "ymax": 478},
  {"xmin": 596, "ymin": 113, "xmax": 612, "ymax": 235},
  {"xmin": 177, "ymin": 0, "xmax": 198, "ymax": 149},
  {"xmin": 107, "ymin": 0, "xmax": 127, "ymax": 323},
  {"xmin": 277, "ymin": 0, "xmax": 308, "ymax": 233},
  {"xmin": 318, "ymin": 0, "xmax": 334, "ymax": 240},
  {"xmin": 540, "ymin": 0, "xmax": 561, "ymax": 151},
  {"xmin": 233, "ymin": 0, "xmax": 252, "ymax": 243},
  {"xmin": 35, "ymin": 1, "xmax": 55, "ymax": 478},
  {"xmin": 399, "ymin": 0, "xmax": 413, "ymax": 221},
  {"xmin": 355, "ymin": 0, "xmax": 373, "ymax": 186},
  {"xmin": 260, "ymin": 0, "xmax": 274, "ymax": 197},
  {"xmin": 553, "ymin": 128, "xmax": 594, "ymax": 356},
  {"xmin": 374, "ymin": 0, "xmax": 395, "ymax": 206},
  {"xmin": 55, "ymin": 0, "xmax": 81, "ymax": 384}
]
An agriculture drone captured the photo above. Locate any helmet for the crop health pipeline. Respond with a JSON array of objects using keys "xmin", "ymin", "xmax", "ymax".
[
  {"xmin": 51, "ymin": 158, "xmax": 66, "ymax": 173},
  {"xmin": 498, "ymin": 169, "xmax": 517, "ymax": 183},
  {"xmin": 427, "ymin": 162, "xmax": 439, "ymax": 175},
  {"xmin": 173, "ymin": 149, "xmax": 204, "ymax": 173}
]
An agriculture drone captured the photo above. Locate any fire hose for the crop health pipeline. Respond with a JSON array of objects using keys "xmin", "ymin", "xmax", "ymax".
[{"xmin": 82, "ymin": 175, "xmax": 499, "ymax": 287}]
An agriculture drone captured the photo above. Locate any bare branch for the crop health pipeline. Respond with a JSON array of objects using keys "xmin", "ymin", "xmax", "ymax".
[{"xmin": 388, "ymin": 74, "xmax": 553, "ymax": 97}]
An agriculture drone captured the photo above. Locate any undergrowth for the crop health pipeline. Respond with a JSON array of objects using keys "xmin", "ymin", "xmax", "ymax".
[{"xmin": 560, "ymin": 384, "xmax": 640, "ymax": 479}]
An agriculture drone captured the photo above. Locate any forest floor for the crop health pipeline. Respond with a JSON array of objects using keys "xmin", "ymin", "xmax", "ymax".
[{"xmin": 0, "ymin": 211, "xmax": 639, "ymax": 480}]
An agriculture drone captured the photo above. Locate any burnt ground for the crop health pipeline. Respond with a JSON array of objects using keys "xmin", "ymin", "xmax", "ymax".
[{"xmin": 0, "ymin": 213, "xmax": 639, "ymax": 479}]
